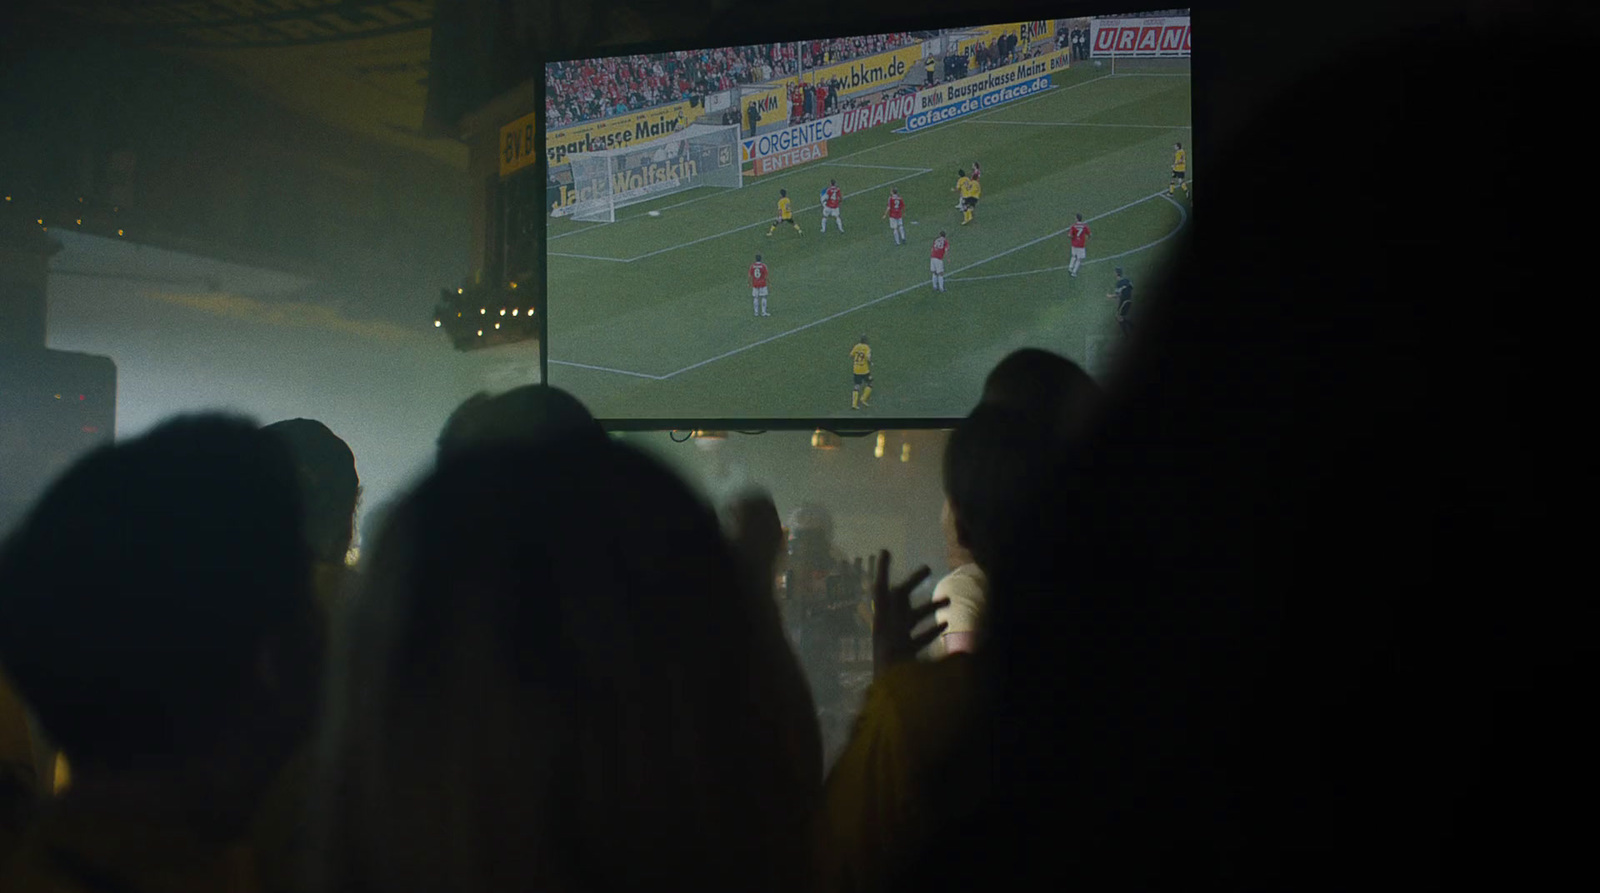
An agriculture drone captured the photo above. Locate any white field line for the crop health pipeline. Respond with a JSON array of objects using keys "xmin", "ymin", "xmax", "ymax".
[
  {"xmin": 822, "ymin": 162, "xmax": 933, "ymax": 170},
  {"xmin": 656, "ymin": 187, "xmax": 1181, "ymax": 381},
  {"xmin": 551, "ymin": 74, "xmax": 1181, "ymax": 374},
  {"xmin": 968, "ymin": 121, "xmax": 1192, "ymax": 128},
  {"xmin": 567, "ymin": 169, "xmax": 934, "ymax": 264},
  {"xmin": 550, "ymin": 167, "xmax": 811, "ymax": 240},
  {"xmin": 546, "ymin": 358, "xmax": 666, "ymax": 380},
  {"xmin": 550, "ymin": 73, "xmax": 1121, "ymax": 245},
  {"xmin": 548, "ymin": 251, "xmax": 633, "ymax": 262},
  {"xmin": 948, "ymin": 189, "xmax": 1191, "ymax": 282}
]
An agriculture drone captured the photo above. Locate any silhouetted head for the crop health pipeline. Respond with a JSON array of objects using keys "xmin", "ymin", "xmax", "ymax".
[
  {"xmin": 436, "ymin": 385, "xmax": 604, "ymax": 460},
  {"xmin": 941, "ymin": 402, "xmax": 1063, "ymax": 579},
  {"xmin": 0, "ymin": 414, "xmax": 320, "ymax": 781},
  {"xmin": 264, "ymin": 418, "xmax": 359, "ymax": 565},
  {"xmin": 981, "ymin": 348, "xmax": 1100, "ymax": 439},
  {"xmin": 317, "ymin": 438, "xmax": 821, "ymax": 893}
]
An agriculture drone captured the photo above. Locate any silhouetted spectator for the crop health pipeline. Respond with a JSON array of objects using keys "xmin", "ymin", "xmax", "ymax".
[
  {"xmin": 435, "ymin": 384, "xmax": 606, "ymax": 461},
  {"xmin": 309, "ymin": 437, "xmax": 821, "ymax": 893},
  {"xmin": 0, "ymin": 415, "xmax": 321, "ymax": 892},
  {"xmin": 884, "ymin": 10, "xmax": 1590, "ymax": 893},
  {"xmin": 818, "ymin": 402, "xmax": 1069, "ymax": 893},
  {"xmin": 1, "ymin": 669, "xmax": 39, "ymax": 868},
  {"xmin": 981, "ymin": 347, "xmax": 1101, "ymax": 444},
  {"xmin": 264, "ymin": 418, "xmax": 360, "ymax": 605}
]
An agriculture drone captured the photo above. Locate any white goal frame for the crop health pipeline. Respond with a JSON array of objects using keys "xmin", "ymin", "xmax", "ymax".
[{"xmin": 566, "ymin": 123, "xmax": 743, "ymax": 223}]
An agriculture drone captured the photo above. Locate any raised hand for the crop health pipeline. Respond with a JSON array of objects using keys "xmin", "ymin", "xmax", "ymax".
[{"xmin": 871, "ymin": 549, "xmax": 940, "ymax": 677}]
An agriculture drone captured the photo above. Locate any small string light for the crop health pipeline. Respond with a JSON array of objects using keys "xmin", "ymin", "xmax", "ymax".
[
  {"xmin": 494, "ymin": 322, "xmax": 501, "ymax": 330},
  {"xmin": 510, "ymin": 281, "xmax": 518, "ymax": 289},
  {"xmin": 512, "ymin": 308, "xmax": 519, "ymax": 316},
  {"xmin": 457, "ymin": 288, "xmax": 464, "ymax": 294},
  {"xmin": 433, "ymin": 320, "xmax": 442, "ymax": 327},
  {"xmin": 479, "ymin": 308, "xmax": 486, "ymax": 315},
  {"xmin": 117, "ymin": 229, "xmax": 124, "ymax": 236},
  {"xmin": 477, "ymin": 329, "xmax": 483, "ymax": 336},
  {"xmin": 499, "ymin": 308, "xmax": 506, "ymax": 316},
  {"xmin": 76, "ymin": 219, "xmax": 82, "ymax": 225}
]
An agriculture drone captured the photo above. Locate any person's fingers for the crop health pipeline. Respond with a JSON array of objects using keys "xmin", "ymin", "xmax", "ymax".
[
  {"xmin": 892, "ymin": 566, "xmax": 933, "ymax": 600},
  {"xmin": 908, "ymin": 596, "xmax": 949, "ymax": 622},
  {"xmin": 908, "ymin": 622, "xmax": 949, "ymax": 653}
]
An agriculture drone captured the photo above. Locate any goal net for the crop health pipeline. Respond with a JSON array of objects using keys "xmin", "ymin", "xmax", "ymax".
[{"xmin": 567, "ymin": 124, "xmax": 743, "ymax": 223}]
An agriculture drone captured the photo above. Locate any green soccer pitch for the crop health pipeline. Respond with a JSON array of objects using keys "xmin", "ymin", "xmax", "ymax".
[{"xmin": 545, "ymin": 63, "xmax": 1191, "ymax": 421}]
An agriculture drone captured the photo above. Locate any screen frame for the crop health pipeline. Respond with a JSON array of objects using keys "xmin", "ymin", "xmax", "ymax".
[{"xmin": 536, "ymin": 3, "xmax": 1199, "ymax": 431}]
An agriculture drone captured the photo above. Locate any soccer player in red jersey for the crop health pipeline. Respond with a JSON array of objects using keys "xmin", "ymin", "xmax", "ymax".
[
  {"xmin": 882, "ymin": 187, "xmax": 906, "ymax": 245},
  {"xmin": 822, "ymin": 179, "xmax": 845, "ymax": 233},
  {"xmin": 1067, "ymin": 213, "xmax": 1091, "ymax": 278},
  {"xmin": 749, "ymin": 253, "xmax": 770, "ymax": 317},
  {"xmin": 930, "ymin": 231, "xmax": 949, "ymax": 292}
]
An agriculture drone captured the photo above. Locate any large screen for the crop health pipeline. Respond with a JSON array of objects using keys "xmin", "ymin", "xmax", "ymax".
[{"xmin": 544, "ymin": 12, "xmax": 1191, "ymax": 423}]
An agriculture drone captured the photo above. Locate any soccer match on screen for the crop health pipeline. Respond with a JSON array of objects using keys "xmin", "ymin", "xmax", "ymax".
[{"xmin": 540, "ymin": 11, "xmax": 1191, "ymax": 420}]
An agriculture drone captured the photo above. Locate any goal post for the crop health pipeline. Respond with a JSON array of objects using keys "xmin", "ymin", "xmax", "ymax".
[{"xmin": 567, "ymin": 124, "xmax": 743, "ymax": 223}]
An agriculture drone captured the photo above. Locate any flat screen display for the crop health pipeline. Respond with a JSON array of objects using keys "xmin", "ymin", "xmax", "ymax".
[{"xmin": 543, "ymin": 11, "xmax": 1191, "ymax": 423}]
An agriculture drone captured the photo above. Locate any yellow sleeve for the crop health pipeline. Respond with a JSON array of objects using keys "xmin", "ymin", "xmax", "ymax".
[
  {"xmin": 816, "ymin": 672, "xmax": 915, "ymax": 893},
  {"xmin": 814, "ymin": 659, "xmax": 978, "ymax": 893},
  {"xmin": 1, "ymin": 671, "xmax": 40, "ymax": 870}
]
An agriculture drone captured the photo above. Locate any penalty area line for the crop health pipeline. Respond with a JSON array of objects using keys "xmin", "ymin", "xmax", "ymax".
[
  {"xmin": 947, "ymin": 188, "xmax": 1191, "ymax": 282},
  {"xmin": 822, "ymin": 162, "xmax": 935, "ymax": 171},
  {"xmin": 551, "ymin": 76, "xmax": 1121, "ymax": 245},
  {"xmin": 548, "ymin": 251, "xmax": 631, "ymax": 262},
  {"xmin": 547, "ymin": 359, "xmax": 665, "ymax": 380},
  {"xmin": 616, "ymin": 170, "xmax": 932, "ymax": 263},
  {"xmin": 657, "ymin": 186, "xmax": 1181, "ymax": 381},
  {"xmin": 966, "ymin": 121, "xmax": 1192, "ymax": 129}
]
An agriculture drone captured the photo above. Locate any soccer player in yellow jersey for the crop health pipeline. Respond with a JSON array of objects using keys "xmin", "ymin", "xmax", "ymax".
[
  {"xmin": 960, "ymin": 176, "xmax": 980, "ymax": 225},
  {"xmin": 767, "ymin": 188, "xmax": 803, "ymax": 236},
  {"xmin": 1170, "ymin": 142, "xmax": 1189, "ymax": 197},
  {"xmin": 953, "ymin": 169, "xmax": 970, "ymax": 211},
  {"xmin": 850, "ymin": 335, "xmax": 873, "ymax": 409}
]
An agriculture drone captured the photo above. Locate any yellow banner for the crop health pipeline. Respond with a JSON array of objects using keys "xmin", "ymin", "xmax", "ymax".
[
  {"xmin": 956, "ymin": 21, "xmax": 1058, "ymax": 56},
  {"xmin": 503, "ymin": 101, "xmax": 704, "ymax": 176},
  {"xmin": 804, "ymin": 45, "xmax": 923, "ymax": 98},
  {"xmin": 742, "ymin": 82, "xmax": 796, "ymax": 131},
  {"xmin": 500, "ymin": 110, "xmax": 539, "ymax": 178},
  {"xmin": 914, "ymin": 48, "xmax": 1072, "ymax": 112}
]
